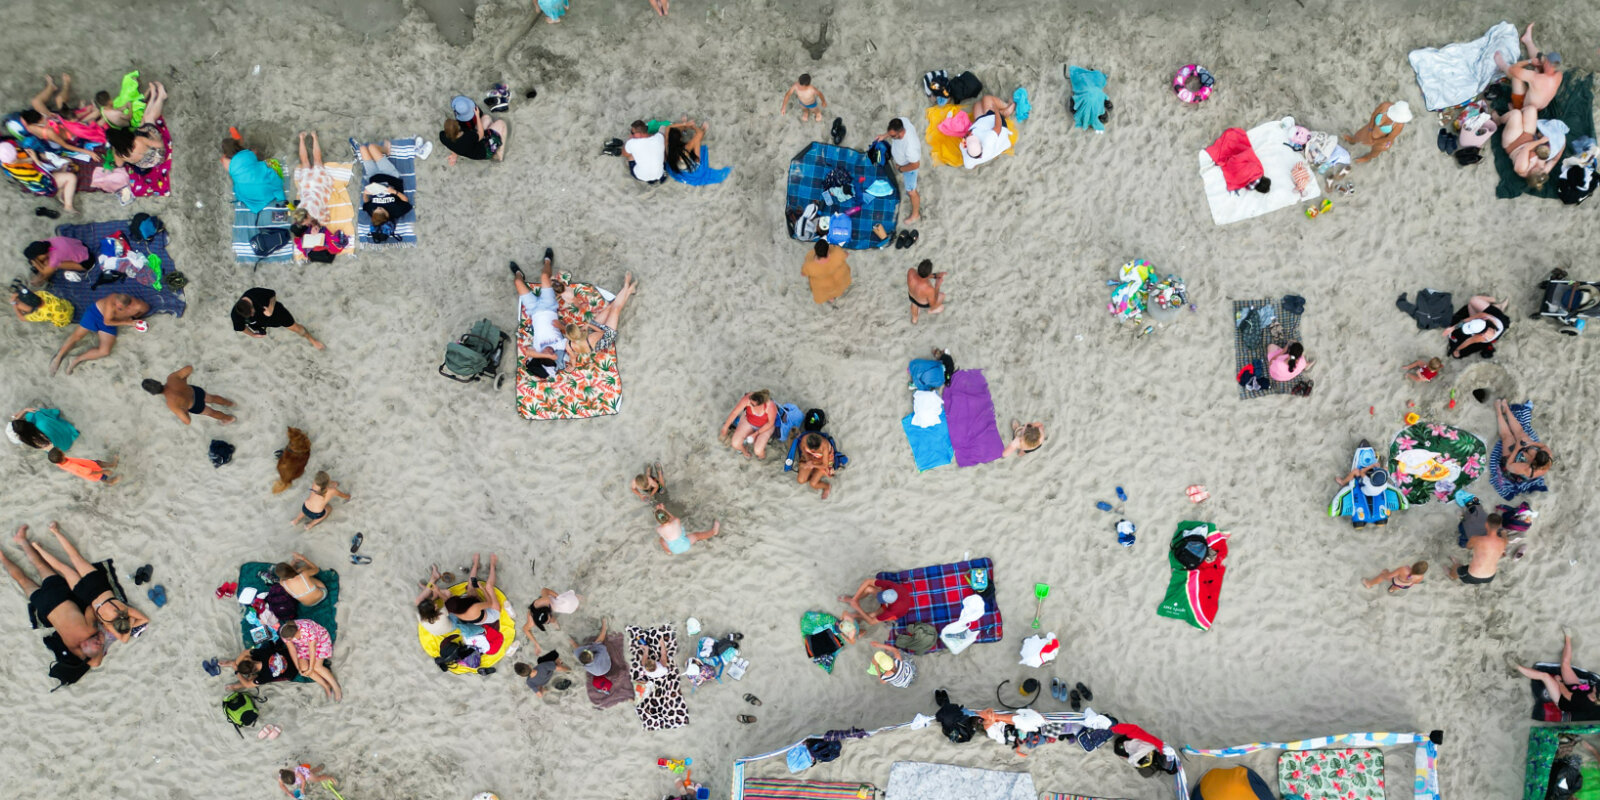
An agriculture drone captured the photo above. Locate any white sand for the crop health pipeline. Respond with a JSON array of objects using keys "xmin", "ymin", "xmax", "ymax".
[{"xmin": 3, "ymin": 1, "xmax": 1598, "ymax": 798}]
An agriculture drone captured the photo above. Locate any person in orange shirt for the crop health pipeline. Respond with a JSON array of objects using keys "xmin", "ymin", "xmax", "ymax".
[
  {"xmin": 48, "ymin": 448, "xmax": 119, "ymax": 485},
  {"xmin": 801, "ymin": 241, "xmax": 851, "ymax": 304}
]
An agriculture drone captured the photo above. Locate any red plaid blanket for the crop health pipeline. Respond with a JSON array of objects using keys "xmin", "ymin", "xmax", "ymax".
[{"xmin": 876, "ymin": 557, "xmax": 1001, "ymax": 653}]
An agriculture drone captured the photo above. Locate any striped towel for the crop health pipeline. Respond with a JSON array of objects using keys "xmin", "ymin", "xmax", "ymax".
[
  {"xmin": 231, "ymin": 202, "xmax": 294, "ymax": 265},
  {"xmin": 1488, "ymin": 401, "xmax": 1550, "ymax": 500},
  {"xmin": 1042, "ymin": 794, "xmax": 1128, "ymax": 800},
  {"xmin": 743, "ymin": 779, "xmax": 876, "ymax": 800},
  {"xmin": 354, "ymin": 137, "xmax": 419, "ymax": 246}
]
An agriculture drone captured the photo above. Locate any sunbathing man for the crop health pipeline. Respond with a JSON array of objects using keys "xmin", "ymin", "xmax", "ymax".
[
  {"xmin": 1495, "ymin": 24, "xmax": 1564, "ymax": 111},
  {"xmin": 795, "ymin": 433, "xmax": 837, "ymax": 499},
  {"xmin": 1507, "ymin": 628, "xmax": 1600, "ymax": 721},
  {"xmin": 653, "ymin": 505, "xmax": 719, "ymax": 556},
  {"xmin": 1446, "ymin": 504, "xmax": 1506, "ymax": 586},
  {"xmin": 142, "ymin": 365, "xmax": 236, "ymax": 425},
  {"xmin": 49, "ymin": 293, "xmax": 148, "ymax": 376},
  {"xmin": 1495, "ymin": 398, "xmax": 1553, "ymax": 484},
  {"xmin": 16, "ymin": 522, "xmax": 148, "ymax": 642},
  {"xmin": 1, "ymin": 524, "xmax": 108, "ymax": 673},
  {"xmin": 839, "ymin": 576, "xmax": 915, "ymax": 626},
  {"xmin": 962, "ymin": 94, "xmax": 1017, "ymax": 164},
  {"xmin": 907, "ymin": 260, "xmax": 947, "ymax": 323},
  {"xmin": 512, "ymin": 250, "xmax": 567, "ymax": 379}
]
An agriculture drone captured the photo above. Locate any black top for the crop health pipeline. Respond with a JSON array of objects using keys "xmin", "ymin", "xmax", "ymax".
[
  {"xmin": 440, "ymin": 127, "xmax": 491, "ymax": 160},
  {"xmin": 232, "ymin": 287, "xmax": 295, "ymax": 334},
  {"xmin": 1561, "ymin": 689, "xmax": 1600, "ymax": 721},
  {"xmin": 249, "ymin": 639, "xmax": 300, "ymax": 684},
  {"xmin": 361, "ymin": 197, "xmax": 413, "ymax": 221}
]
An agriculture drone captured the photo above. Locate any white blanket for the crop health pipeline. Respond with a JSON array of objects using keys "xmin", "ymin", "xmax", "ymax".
[
  {"xmin": 1197, "ymin": 121, "xmax": 1322, "ymax": 226},
  {"xmin": 1408, "ymin": 21, "xmax": 1521, "ymax": 110},
  {"xmin": 886, "ymin": 762, "xmax": 1036, "ymax": 800}
]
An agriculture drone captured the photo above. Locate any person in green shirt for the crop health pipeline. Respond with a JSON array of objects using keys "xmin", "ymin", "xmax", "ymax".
[{"xmin": 7, "ymin": 407, "xmax": 78, "ymax": 451}]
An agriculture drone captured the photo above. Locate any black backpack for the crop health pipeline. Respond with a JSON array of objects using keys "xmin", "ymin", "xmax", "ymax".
[
  {"xmin": 43, "ymin": 633, "xmax": 90, "ymax": 690},
  {"xmin": 1549, "ymin": 757, "xmax": 1583, "ymax": 799},
  {"xmin": 129, "ymin": 212, "xmax": 166, "ymax": 243},
  {"xmin": 805, "ymin": 738, "xmax": 842, "ymax": 763},
  {"xmin": 945, "ymin": 71, "xmax": 984, "ymax": 104},
  {"xmin": 1172, "ymin": 532, "xmax": 1210, "ymax": 570},
  {"xmin": 434, "ymin": 634, "xmax": 479, "ymax": 672}
]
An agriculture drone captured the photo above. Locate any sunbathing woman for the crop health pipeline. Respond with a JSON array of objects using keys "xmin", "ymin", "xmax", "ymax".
[
  {"xmin": 1507, "ymin": 628, "xmax": 1600, "ymax": 721},
  {"xmin": 445, "ymin": 553, "xmax": 501, "ymax": 633},
  {"xmin": 278, "ymin": 619, "xmax": 342, "ymax": 701},
  {"xmin": 223, "ymin": 637, "xmax": 301, "ymax": 689},
  {"xmin": 1444, "ymin": 295, "xmax": 1511, "ymax": 359},
  {"xmin": 1498, "ymin": 104, "xmax": 1559, "ymax": 189},
  {"xmin": 1003, "ymin": 420, "xmax": 1046, "ymax": 458},
  {"xmin": 273, "ymin": 553, "xmax": 327, "ymax": 607},
  {"xmin": 719, "ymin": 390, "xmax": 780, "ymax": 458},
  {"xmin": 18, "ymin": 521, "xmax": 148, "ymax": 642},
  {"xmin": 562, "ymin": 273, "xmax": 638, "ymax": 365},
  {"xmin": 27, "ymin": 75, "xmax": 105, "ymax": 149},
  {"xmin": 795, "ymin": 433, "xmax": 837, "ymax": 499},
  {"xmin": 1495, "ymin": 398, "xmax": 1553, "ymax": 483},
  {"xmin": 1, "ymin": 525, "xmax": 107, "ymax": 672}
]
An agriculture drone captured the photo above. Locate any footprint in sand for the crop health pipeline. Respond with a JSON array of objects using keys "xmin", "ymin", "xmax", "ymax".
[{"xmin": 798, "ymin": 9, "xmax": 832, "ymax": 61}]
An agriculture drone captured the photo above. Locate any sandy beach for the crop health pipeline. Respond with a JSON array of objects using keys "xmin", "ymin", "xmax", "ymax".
[{"xmin": 3, "ymin": 0, "xmax": 1599, "ymax": 798}]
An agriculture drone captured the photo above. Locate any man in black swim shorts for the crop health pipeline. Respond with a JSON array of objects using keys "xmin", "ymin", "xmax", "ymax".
[
  {"xmin": 142, "ymin": 365, "xmax": 237, "ymax": 425},
  {"xmin": 2, "ymin": 523, "xmax": 108, "ymax": 672},
  {"xmin": 231, "ymin": 287, "xmax": 325, "ymax": 349}
]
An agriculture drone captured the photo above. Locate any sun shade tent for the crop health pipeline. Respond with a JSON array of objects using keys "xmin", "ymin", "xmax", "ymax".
[{"xmin": 785, "ymin": 143, "xmax": 898, "ymax": 250}]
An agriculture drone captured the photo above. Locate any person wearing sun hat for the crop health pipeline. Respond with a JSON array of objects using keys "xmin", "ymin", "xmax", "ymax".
[
  {"xmin": 1345, "ymin": 100, "xmax": 1412, "ymax": 163},
  {"xmin": 440, "ymin": 94, "xmax": 508, "ymax": 166}
]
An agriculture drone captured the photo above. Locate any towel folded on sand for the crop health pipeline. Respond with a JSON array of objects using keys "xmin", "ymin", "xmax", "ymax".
[
  {"xmin": 911, "ymin": 390, "xmax": 943, "ymax": 427},
  {"xmin": 902, "ymin": 414, "xmax": 953, "ymax": 472},
  {"xmin": 1408, "ymin": 21, "xmax": 1521, "ymax": 110}
]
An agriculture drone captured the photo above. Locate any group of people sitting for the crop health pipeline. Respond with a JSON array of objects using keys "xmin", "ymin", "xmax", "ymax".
[
  {"xmin": 720, "ymin": 391, "xmax": 844, "ymax": 499},
  {"xmin": 8, "ymin": 233, "xmax": 157, "ymax": 376},
  {"xmin": 223, "ymin": 553, "xmax": 342, "ymax": 700},
  {"xmin": 414, "ymin": 554, "xmax": 511, "ymax": 672},
  {"xmin": 514, "ymin": 250, "xmax": 637, "ymax": 379},
  {"xmin": 1, "ymin": 73, "xmax": 172, "ymax": 212},
  {"xmin": 614, "ymin": 117, "xmax": 728, "ymax": 186}
]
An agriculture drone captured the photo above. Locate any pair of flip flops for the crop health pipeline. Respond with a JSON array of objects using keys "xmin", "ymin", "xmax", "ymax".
[
  {"xmin": 1049, "ymin": 678, "xmax": 1093, "ymax": 710},
  {"xmin": 350, "ymin": 533, "xmax": 364, "ymax": 553},
  {"xmin": 133, "ymin": 564, "xmax": 153, "ymax": 585},
  {"xmin": 147, "ymin": 585, "xmax": 167, "ymax": 607},
  {"xmin": 894, "ymin": 229, "xmax": 919, "ymax": 249},
  {"xmin": 257, "ymin": 724, "xmax": 282, "ymax": 740},
  {"xmin": 202, "ymin": 657, "xmax": 221, "ymax": 676}
]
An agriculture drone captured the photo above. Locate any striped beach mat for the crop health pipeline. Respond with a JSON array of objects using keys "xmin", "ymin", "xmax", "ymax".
[
  {"xmin": 354, "ymin": 137, "xmax": 419, "ymax": 246},
  {"xmin": 742, "ymin": 779, "xmax": 876, "ymax": 799},
  {"xmin": 1042, "ymin": 794, "xmax": 1129, "ymax": 800},
  {"xmin": 232, "ymin": 202, "xmax": 294, "ymax": 265}
]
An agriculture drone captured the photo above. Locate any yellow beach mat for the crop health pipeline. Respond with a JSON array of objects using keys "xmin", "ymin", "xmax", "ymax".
[
  {"xmin": 417, "ymin": 583, "xmax": 516, "ymax": 674},
  {"xmin": 924, "ymin": 105, "xmax": 1017, "ymax": 168}
]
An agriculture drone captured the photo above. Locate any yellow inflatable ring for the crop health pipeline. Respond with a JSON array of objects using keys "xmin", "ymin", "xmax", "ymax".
[{"xmin": 417, "ymin": 582, "xmax": 516, "ymax": 675}]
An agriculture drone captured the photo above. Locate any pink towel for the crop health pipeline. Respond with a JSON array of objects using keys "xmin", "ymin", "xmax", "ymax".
[{"xmin": 937, "ymin": 111, "xmax": 972, "ymax": 138}]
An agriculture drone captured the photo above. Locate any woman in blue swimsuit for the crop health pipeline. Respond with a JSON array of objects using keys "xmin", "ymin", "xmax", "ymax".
[{"xmin": 1344, "ymin": 100, "xmax": 1412, "ymax": 163}]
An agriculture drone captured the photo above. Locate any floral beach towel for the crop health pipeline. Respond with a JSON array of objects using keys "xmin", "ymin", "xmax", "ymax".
[
  {"xmin": 1279, "ymin": 748, "xmax": 1385, "ymax": 800},
  {"xmin": 1388, "ymin": 422, "xmax": 1486, "ymax": 505},
  {"xmin": 516, "ymin": 276, "xmax": 622, "ymax": 420}
]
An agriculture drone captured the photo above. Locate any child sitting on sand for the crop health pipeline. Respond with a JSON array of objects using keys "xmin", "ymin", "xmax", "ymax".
[
  {"xmin": 780, "ymin": 74, "xmax": 827, "ymax": 122},
  {"xmin": 1402, "ymin": 357, "xmax": 1443, "ymax": 383},
  {"xmin": 48, "ymin": 448, "xmax": 118, "ymax": 485},
  {"xmin": 290, "ymin": 471, "xmax": 352, "ymax": 530},
  {"xmin": 653, "ymin": 506, "xmax": 719, "ymax": 556},
  {"xmin": 276, "ymin": 764, "xmax": 337, "ymax": 800},
  {"xmin": 630, "ymin": 462, "xmax": 666, "ymax": 503},
  {"xmin": 1362, "ymin": 560, "xmax": 1428, "ymax": 594}
]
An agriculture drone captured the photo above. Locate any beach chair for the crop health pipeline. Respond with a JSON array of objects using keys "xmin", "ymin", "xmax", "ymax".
[
  {"xmin": 439, "ymin": 319, "xmax": 508, "ymax": 385},
  {"xmin": 1531, "ymin": 269, "xmax": 1600, "ymax": 336}
]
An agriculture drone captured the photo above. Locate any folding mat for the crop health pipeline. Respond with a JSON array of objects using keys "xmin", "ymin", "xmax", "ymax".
[
  {"xmin": 52, "ymin": 220, "xmax": 186, "ymax": 320},
  {"xmin": 1232, "ymin": 298, "xmax": 1302, "ymax": 399},
  {"xmin": 875, "ymin": 557, "xmax": 1001, "ymax": 654},
  {"xmin": 516, "ymin": 279, "xmax": 623, "ymax": 420},
  {"xmin": 627, "ymin": 623, "xmax": 689, "ymax": 731},
  {"xmin": 785, "ymin": 142, "xmax": 898, "ymax": 250},
  {"xmin": 235, "ymin": 562, "xmax": 340, "ymax": 684}
]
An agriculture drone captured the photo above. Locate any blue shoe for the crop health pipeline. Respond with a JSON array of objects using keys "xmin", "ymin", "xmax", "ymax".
[
  {"xmin": 202, "ymin": 657, "xmax": 221, "ymax": 676},
  {"xmin": 350, "ymin": 554, "xmax": 372, "ymax": 565},
  {"xmin": 1012, "ymin": 88, "xmax": 1032, "ymax": 122},
  {"xmin": 147, "ymin": 584, "xmax": 167, "ymax": 608},
  {"xmin": 348, "ymin": 137, "xmax": 361, "ymax": 160}
]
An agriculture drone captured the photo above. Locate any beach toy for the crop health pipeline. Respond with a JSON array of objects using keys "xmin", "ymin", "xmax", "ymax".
[
  {"xmin": 658, "ymin": 757, "xmax": 691, "ymax": 773},
  {"xmin": 1173, "ymin": 64, "xmax": 1214, "ymax": 104},
  {"xmin": 1448, "ymin": 388, "xmax": 1457, "ymax": 410},
  {"xmin": 1405, "ymin": 412, "xmax": 1421, "ymax": 425},
  {"xmin": 1030, "ymin": 583, "xmax": 1050, "ymax": 629},
  {"xmin": 1116, "ymin": 519, "xmax": 1137, "ymax": 546},
  {"xmin": 1186, "ymin": 484, "xmax": 1210, "ymax": 503}
]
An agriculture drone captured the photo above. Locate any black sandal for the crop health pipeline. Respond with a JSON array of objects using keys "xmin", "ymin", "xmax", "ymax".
[
  {"xmin": 744, "ymin": 693, "xmax": 761, "ymax": 706},
  {"xmin": 1074, "ymin": 682, "xmax": 1093, "ymax": 702}
]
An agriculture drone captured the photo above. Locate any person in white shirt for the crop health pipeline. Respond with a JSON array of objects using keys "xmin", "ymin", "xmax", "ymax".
[
  {"xmin": 511, "ymin": 248, "xmax": 567, "ymax": 380},
  {"xmin": 623, "ymin": 120, "xmax": 667, "ymax": 184},
  {"xmin": 961, "ymin": 95, "xmax": 1017, "ymax": 170},
  {"xmin": 875, "ymin": 117, "xmax": 923, "ymax": 222}
]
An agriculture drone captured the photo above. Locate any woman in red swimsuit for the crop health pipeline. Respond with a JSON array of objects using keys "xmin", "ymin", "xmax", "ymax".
[{"xmin": 718, "ymin": 390, "xmax": 779, "ymax": 459}]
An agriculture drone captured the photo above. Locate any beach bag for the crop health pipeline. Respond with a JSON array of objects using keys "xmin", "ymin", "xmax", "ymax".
[
  {"xmin": 1558, "ymin": 163, "xmax": 1596, "ymax": 205},
  {"xmin": 1549, "ymin": 757, "xmax": 1583, "ymax": 799},
  {"xmin": 1236, "ymin": 361, "xmax": 1266, "ymax": 393},
  {"xmin": 922, "ymin": 69, "xmax": 950, "ymax": 98},
  {"xmin": 825, "ymin": 212, "xmax": 850, "ymax": 245},
  {"xmin": 263, "ymin": 583, "xmax": 299, "ymax": 623},
  {"xmin": 945, "ymin": 71, "xmax": 984, "ymax": 104},
  {"xmin": 129, "ymin": 212, "xmax": 166, "ymax": 243},
  {"xmin": 804, "ymin": 738, "xmax": 842, "ymax": 763},
  {"xmin": 804, "ymin": 627, "xmax": 844, "ymax": 660},
  {"xmin": 222, "ymin": 691, "xmax": 261, "ymax": 736},
  {"xmin": 42, "ymin": 633, "xmax": 90, "ymax": 690},
  {"xmin": 790, "ymin": 203, "xmax": 820, "ymax": 241},
  {"xmin": 1172, "ymin": 532, "xmax": 1210, "ymax": 570},
  {"xmin": 369, "ymin": 219, "xmax": 398, "ymax": 243},
  {"xmin": 434, "ymin": 635, "xmax": 479, "ymax": 672}
]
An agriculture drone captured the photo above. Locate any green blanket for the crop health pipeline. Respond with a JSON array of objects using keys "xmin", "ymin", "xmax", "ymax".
[
  {"xmin": 1156, "ymin": 521, "xmax": 1227, "ymax": 631},
  {"xmin": 1525, "ymin": 725, "xmax": 1600, "ymax": 800},
  {"xmin": 1389, "ymin": 422, "xmax": 1486, "ymax": 506},
  {"xmin": 236, "ymin": 562, "xmax": 339, "ymax": 683},
  {"xmin": 1493, "ymin": 73, "xmax": 1595, "ymax": 200}
]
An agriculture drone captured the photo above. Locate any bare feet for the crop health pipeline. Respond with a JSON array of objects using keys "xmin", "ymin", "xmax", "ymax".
[
  {"xmin": 219, "ymin": 414, "xmax": 236, "ymax": 425},
  {"xmin": 104, "ymin": 476, "xmax": 121, "ymax": 486},
  {"xmin": 13, "ymin": 525, "xmax": 29, "ymax": 544},
  {"xmin": 1362, "ymin": 577, "xmax": 1377, "ymax": 588},
  {"xmin": 48, "ymin": 521, "xmax": 60, "ymax": 536},
  {"xmin": 1505, "ymin": 651, "xmax": 1526, "ymax": 677},
  {"xmin": 904, "ymin": 214, "xmax": 921, "ymax": 224},
  {"xmin": 1445, "ymin": 559, "xmax": 1462, "ymax": 581},
  {"xmin": 48, "ymin": 355, "xmax": 63, "ymax": 376}
]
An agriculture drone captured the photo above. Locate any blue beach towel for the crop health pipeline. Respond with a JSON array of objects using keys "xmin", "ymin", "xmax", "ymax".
[
  {"xmin": 355, "ymin": 137, "xmax": 419, "ymax": 246},
  {"xmin": 231, "ymin": 202, "xmax": 293, "ymax": 265},
  {"xmin": 52, "ymin": 220, "xmax": 186, "ymax": 320},
  {"xmin": 902, "ymin": 413, "xmax": 953, "ymax": 472},
  {"xmin": 1070, "ymin": 67, "xmax": 1109, "ymax": 131},
  {"xmin": 1489, "ymin": 401, "xmax": 1550, "ymax": 500},
  {"xmin": 785, "ymin": 142, "xmax": 898, "ymax": 250},
  {"xmin": 666, "ymin": 145, "xmax": 732, "ymax": 186}
]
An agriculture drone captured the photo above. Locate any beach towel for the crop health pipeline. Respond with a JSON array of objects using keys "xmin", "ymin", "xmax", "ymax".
[
  {"xmin": 743, "ymin": 778, "xmax": 878, "ymax": 800},
  {"xmin": 1199, "ymin": 120, "xmax": 1322, "ymax": 225},
  {"xmin": 586, "ymin": 633, "xmax": 635, "ymax": 710},
  {"xmin": 516, "ymin": 279, "xmax": 623, "ymax": 420},
  {"xmin": 1043, "ymin": 795, "xmax": 1128, "ymax": 800},
  {"xmin": 1493, "ymin": 73, "xmax": 1596, "ymax": 200},
  {"xmin": 231, "ymin": 202, "xmax": 294, "ymax": 265},
  {"xmin": 1527, "ymin": 662, "xmax": 1600, "ymax": 721},
  {"xmin": 1390, "ymin": 421, "xmax": 1487, "ymax": 505},
  {"xmin": 1069, "ymin": 67, "xmax": 1109, "ymax": 131},
  {"xmin": 1488, "ymin": 402, "xmax": 1549, "ymax": 500},
  {"xmin": 875, "ymin": 557, "xmax": 1001, "ymax": 654},
  {"xmin": 627, "ymin": 624, "xmax": 689, "ymax": 731},
  {"xmin": 1204, "ymin": 128, "xmax": 1264, "ymax": 191},
  {"xmin": 126, "ymin": 119, "xmax": 172, "ymax": 197},
  {"xmin": 1526, "ymin": 725, "xmax": 1600, "ymax": 800},
  {"xmin": 1279, "ymin": 748, "xmax": 1385, "ymax": 800},
  {"xmin": 924, "ymin": 105, "xmax": 1017, "ymax": 168},
  {"xmin": 236, "ymin": 561, "xmax": 339, "ymax": 683},
  {"xmin": 293, "ymin": 161, "xmax": 357, "ymax": 253},
  {"xmin": 52, "ymin": 220, "xmax": 186, "ymax": 320},
  {"xmin": 902, "ymin": 413, "xmax": 953, "ymax": 472},
  {"xmin": 801, "ymin": 610, "xmax": 847, "ymax": 673},
  {"xmin": 355, "ymin": 138, "xmax": 419, "ymax": 245},
  {"xmin": 1231, "ymin": 298, "xmax": 1301, "ymax": 399},
  {"xmin": 885, "ymin": 762, "xmax": 1036, "ymax": 800},
  {"xmin": 1156, "ymin": 522, "xmax": 1227, "ymax": 631},
  {"xmin": 784, "ymin": 142, "xmax": 898, "ymax": 250},
  {"xmin": 667, "ymin": 144, "xmax": 733, "ymax": 186},
  {"xmin": 1408, "ymin": 22, "xmax": 1521, "ymax": 110},
  {"xmin": 944, "ymin": 369, "xmax": 1005, "ymax": 467}
]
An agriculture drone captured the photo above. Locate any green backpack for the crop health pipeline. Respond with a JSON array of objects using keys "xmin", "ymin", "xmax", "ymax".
[
  {"xmin": 439, "ymin": 319, "xmax": 507, "ymax": 382},
  {"xmin": 222, "ymin": 691, "xmax": 262, "ymax": 737}
]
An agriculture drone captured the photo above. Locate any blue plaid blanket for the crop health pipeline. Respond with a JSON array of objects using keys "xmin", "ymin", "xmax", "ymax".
[
  {"xmin": 1233, "ymin": 298, "xmax": 1303, "ymax": 399},
  {"xmin": 231, "ymin": 202, "xmax": 293, "ymax": 265},
  {"xmin": 875, "ymin": 557, "xmax": 1001, "ymax": 653},
  {"xmin": 1489, "ymin": 401, "xmax": 1550, "ymax": 500},
  {"xmin": 785, "ymin": 142, "xmax": 898, "ymax": 250},
  {"xmin": 354, "ymin": 137, "xmax": 419, "ymax": 246},
  {"xmin": 51, "ymin": 220, "xmax": 186, "ymax": 321}
]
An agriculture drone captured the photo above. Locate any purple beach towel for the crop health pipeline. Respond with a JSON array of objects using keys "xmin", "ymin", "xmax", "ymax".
[{"xmin": 944, "ymin": 369, "xmax": 1005, "ymax": 467}]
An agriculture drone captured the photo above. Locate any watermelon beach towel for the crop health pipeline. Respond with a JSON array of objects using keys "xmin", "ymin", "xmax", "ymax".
[{"xmin": 1156, "ymin": 521, "xmax": 1228, "ymax": 631}]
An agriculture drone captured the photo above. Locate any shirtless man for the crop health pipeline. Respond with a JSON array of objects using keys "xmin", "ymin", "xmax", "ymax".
[
  {"xmin": 49, "ymin": 293, "xmax": 148, "ymax": 375},
  {"xmin": 17, "ymin": 522, "xmax": 148, "ymax": 642},
  {"xmin": 1495, "ymin": 24, "xmax": 1564, "ymax": 111},
  {"xmin": 653, "ymin": 505, "xmax": 719, "ymax": 556},
  {"xmin": 2, "ymin": 524, "xmax": 108, "ymax": 675},
  {"xmin": 1447, "ymin": 502, "xmax": 1506, "ymax": 586},
  {"xmin": 907, "ymin": 259, "xmax": 947, "ymax": 323},
  {"xmin": 141, "ymin": 366, "xmax": 236, "ymax": 425}
]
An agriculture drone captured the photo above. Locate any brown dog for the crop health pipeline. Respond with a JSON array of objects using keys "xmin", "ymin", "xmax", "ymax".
[{"xmin": 272, "ymin": 427, "xmax": 311, "ymax": 494}]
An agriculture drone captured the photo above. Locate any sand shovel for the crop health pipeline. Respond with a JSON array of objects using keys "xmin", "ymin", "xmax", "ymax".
[{"xmin": 1030, "ymin": 583, "xmax": 1050, "ymax": 629}]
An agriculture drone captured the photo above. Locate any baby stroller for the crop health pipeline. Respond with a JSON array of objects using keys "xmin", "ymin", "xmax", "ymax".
[
  {"xmin": 1531, "ymin": 269, "xmax": 1600, "ymax": 336},
  {"xmin": 439, "ymin": 319, "xmax": 509, "ymax": 385}
]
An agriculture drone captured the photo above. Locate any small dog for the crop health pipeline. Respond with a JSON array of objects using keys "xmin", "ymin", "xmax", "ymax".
[{"xmin": 271, "ymin": 427, "xmax": 311, "ymax": 494}]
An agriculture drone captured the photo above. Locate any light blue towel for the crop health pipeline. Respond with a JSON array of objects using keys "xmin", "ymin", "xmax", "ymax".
[
  {"xmin": 667, "ymin": 145, "xmax": 732, "ymax": 186},
  {"xmin": 1070, "ymin": 67, "xmax": 1109, "ymax": 131},
  {"xmin": 902, "ymin": 413, "xmax": 953, "ymax": 472},
  {"xmin": 228, "ymin": 151, "xmax": 287, "ymax": 214}
]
